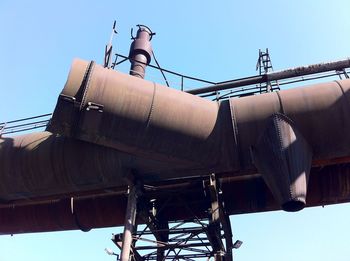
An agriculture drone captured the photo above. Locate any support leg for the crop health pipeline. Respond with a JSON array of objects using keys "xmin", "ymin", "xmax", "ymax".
[{"xmin": 121, "ymin": 183, "xmax": 141, "ymax": 261}]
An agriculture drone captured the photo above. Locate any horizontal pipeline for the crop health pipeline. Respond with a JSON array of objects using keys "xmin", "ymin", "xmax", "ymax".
[
  {"xmin": 2, "ymin": 59, "xmax": 350, "ymax": 213},
  {"xmin": 45, "ymin": 59, "xmax": 350, "ymax": 210},
  {"xmin": 0, "ymin": 132, "xmax": 211, "ymax": 201},
  {"xmin": 48, "ymin": 59, "xmax": 350, "ymax": 172},
  {"xmin": 187, "ymin": 57, "xmax": 350, "ymax": 95},
  {"xmin": 1, "ymin": 162, "xmax": 350, "ymax": 235}
]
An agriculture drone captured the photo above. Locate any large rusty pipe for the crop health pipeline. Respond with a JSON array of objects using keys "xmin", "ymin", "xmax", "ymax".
[
  {"xmin": 2, "ymin": 162, "xmax": 350, "ymax": 235},
  {"xmin": 47, "ymin": 59, "xmax": 350, "ymax": 210},
  {"xmin": 231, "ymin": 80, "xmax": 350, "ymax": 167},
  {"xmin": 48, "ymin": 59, "xmax": 350, "ymax": 168},
  {"xmin": 0, "ymin": 131, "xmax": 214, "ymax": 202},
  {"xmin": 1, "ymin": 58, "xmax": 350, "ymax": 233},
  {"xmin": 230, "ymin": 80, "xmax": 350, "ymax": 210},
  {"xmin": 47, "ymin": 59, "xmax": 235, "ymax": 172},
  {"xmin": 0, "ymin": 132, "xmax": 129, "ymax": 201}
]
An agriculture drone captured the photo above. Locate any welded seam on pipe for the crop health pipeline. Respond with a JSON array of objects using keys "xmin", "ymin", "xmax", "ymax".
[
  {"xmin": 69, "ymin": 61, "xmax": 95, "ymax": 136},
  {"xmin": 228, "ymin": 101, "xmax": 241, "ymax": 169},
  {"xmin": 275, "ymin": 91, "xmax": 285, "ymax": 114},
  {"xmin": 74, "ymin": 61, "xmax": 94, "ymax": 108},
  {"xmin": 146, "ymin": 82, "xmax": 157, "ymax": 129},
  {"xmin": 334, "ymin": 80, "xmax": 347, "ymax": 96},
  {"xmin": 70, "ymin": 197, "xmax": 90, "ymax": 232},
  {"xmin": 275, "ymin": 114, "xmax": 293, "ymax": 200},
  {"xmin": 79, "ymin": 61, "xmax": 95, "ymax": 111}
]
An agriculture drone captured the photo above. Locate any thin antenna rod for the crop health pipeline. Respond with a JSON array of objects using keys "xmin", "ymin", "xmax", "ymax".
[{"xmin": 104, "ymin": 20, "xmax": 117, "ymax": 68}]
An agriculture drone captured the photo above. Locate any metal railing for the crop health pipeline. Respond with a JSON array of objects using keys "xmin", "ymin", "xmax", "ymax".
[{"xmin": 0, "ymin": 113, "xmax": 51, "ymax": 136}]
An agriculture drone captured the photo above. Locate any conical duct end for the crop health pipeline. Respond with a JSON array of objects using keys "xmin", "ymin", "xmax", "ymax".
[
  {"xmin": 282, "ymin": 201, "xmax": 305, "ymax": 212},
  {"xmin": 252, "ymin": 113, "xmax": 312, "ymax": 212}
]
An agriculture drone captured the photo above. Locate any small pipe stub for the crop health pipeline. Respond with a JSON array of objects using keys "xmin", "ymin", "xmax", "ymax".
[{"xmin": 129, "ymin": 25, "xmax": 154, "ymax": 78}]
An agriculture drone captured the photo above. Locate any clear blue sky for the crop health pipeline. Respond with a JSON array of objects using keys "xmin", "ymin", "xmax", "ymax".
[{"xmin": 1, "ymin": 1, "xmax": 350, "ymax": 260}]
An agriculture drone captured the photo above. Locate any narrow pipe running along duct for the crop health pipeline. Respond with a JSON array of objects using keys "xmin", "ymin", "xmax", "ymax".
[
  {"xmin": 187, "ymin": 57, "xmax": 350, "ymax": 95},
  {"xmin": 47, "ymin": 59, "xmax": 350, "ymax": 211}
]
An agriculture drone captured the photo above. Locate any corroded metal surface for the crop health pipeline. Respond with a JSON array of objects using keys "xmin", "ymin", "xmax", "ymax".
[
  {"xmin": 45, "ymin": 59, "xmax": 350, "ymax": 212},
  {"xmin": 48, "ymin": 59, "xmax": 350, "ymax": 175},
  {"xmin": 1, "ymin": 58, "xmax": 350, "ymax": 234},
  {"xmin": 0, "ymin": 132, "xmax": 215, "ymax": 201},
  {"xmin": 0, "ymin": 132, "xmax": 128, "ymax": 201},
  {"xmin": 1, "ymin": 163, "xmax": 350, "ymax": 235},
  {"xmin": 230, "ymin": 80, "xmax": 350, "ymax": 170},
  {"xmin": 48, "ymin": 59, "xmax": 350, "ymax": 171},
  {"xmin": 47, "ymin": 59, "xmax": 236, "ymax": 171}
]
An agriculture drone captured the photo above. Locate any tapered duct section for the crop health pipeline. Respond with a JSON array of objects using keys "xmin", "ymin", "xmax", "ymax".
[{"xmin": 252, "ymin": 113, "xmax": 312, "ymax": 212}]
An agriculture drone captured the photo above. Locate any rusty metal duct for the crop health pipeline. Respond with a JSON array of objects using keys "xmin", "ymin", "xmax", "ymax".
[
  {"xmin": 3, "ymin": 162, "xmax": 350, "ymax": 235},
  {"xmin": 46, "ymin": 58, "xmax": 350, "ymax": 211},
  {"xmin": 0, "ymin": 131, "xmax": 216, "ymax": 202},
  {"xmin": 0, "ymin": 132, "xmax": 128, "ymax": 201},
  {"xmin": 129, "ymin": 25, "xmax": 154, "ymax": 78},
  {"xmin": 47, "ymin": 59, "xmax": 235, "ymax": 172}
]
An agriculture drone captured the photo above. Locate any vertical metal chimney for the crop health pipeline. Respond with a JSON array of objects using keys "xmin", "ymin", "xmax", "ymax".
[{"xmin": 129, "ymin": 25, "xmax": 154, "ymax": 78}]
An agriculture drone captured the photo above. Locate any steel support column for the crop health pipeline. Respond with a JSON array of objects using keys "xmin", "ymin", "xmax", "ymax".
[
  {"xmin": 111, "ymin": 175, "xmax": 238, "ymax": 261},
  {"xmin": 120, "ymin": 182, "xmax": 142, "ymax": 261}
]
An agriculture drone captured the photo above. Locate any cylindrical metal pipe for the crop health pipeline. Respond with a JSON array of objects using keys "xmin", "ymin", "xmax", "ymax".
[
  {"xmin": 47, "ymin": 59, "xmax": 236, "ymax": 172},
  {"xmin": 120, "ymin": 184, "xmax": 140, "ymax": 261},
  {"xmin": 0, "ymin": 131, "xmax": 215, "ymax": 202},
  {"xmin": 0, "ymin": 131, "xmax": 129, "ymax": 201},
  {"xmin": 48, "ymin": 59, "xmax": 350, "ymax": 171},
  {"xmin": 230, "ymin": 80, "xmax": 350, "ymax": 169},
  {"xmin": 46, "ymin": 59, "xmax": 350, "ymax": 211},
  {"xmin": 3, "ymin": 57, "xmax": 350, "ymax": 234},
  {"xmin": 2, "ymin": 162, "xmax": 350, "ymax": 235},
  {"xmin": 129, "ymin": 26, "xmax": 153, "ymax": 78},
  {"xmin": 187, "ymin": 58, "xmax": 350, "ymax": 95}
]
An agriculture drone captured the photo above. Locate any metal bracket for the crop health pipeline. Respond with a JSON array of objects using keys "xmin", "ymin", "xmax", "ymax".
[
  {"xmin": 86, "ymin": 102, "xmax": 104, "ymax": 113},
  {"xmin": 77, "ymin": 102, "xmax": 104, "ymax": 138},
  {"xmin": 131, "ymin": 25, "xmax": 155, "ymax": 40},
  {"xmin": 336, "ymin": 69, "xmax": 350, "ymax": 79}
]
